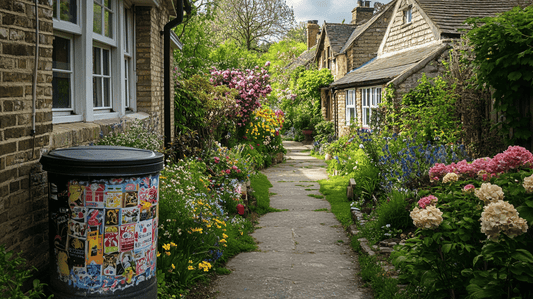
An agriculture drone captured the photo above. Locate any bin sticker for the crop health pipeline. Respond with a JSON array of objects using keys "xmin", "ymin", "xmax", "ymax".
[
  {"xmin": 138, "ymin": 187, "xmax": 149, "ymax": 203},
  {"xmin": 105, "ymin": 209, "xmax": 120, "ymax": 226},
  {"xmin": 71, "ymin": 207, "xmax": 87, "ymax": 221},
  {"xmin": 68, "ymin": 219, "xmax": 87, "ymax": 238},
  {"xmin": 124, "ymin": 178, "xmax": 139, "ymax": 192},
  {"xmin": 87, "ymin": 230, "xmax": 103, "ymax": 264},
  {"xmin": 119, "ymin": 224, "xmax": 135, "ymax": 252},
  {"xmin": 68, "ymin": 235, "xmax": 86, "ymax": 267},
  {"xmin": 68, "ymin": 182, "xmax": 85, "ymax": 208},
  {"xmin": 152, "ymin": 218, "xmax": 158, "ymax": 245},
  {"xmin": 117, "ymin": 251, "xmax": 135, "ymax": 277},
  {"xmin": 51, "ymin": 207, "xmax": 69, "ymax": 251},
  {"xmin": 139, "ymin": 201, "xmax": 153, "ymax": 221},
  {"xmin": 85, "ymin": 183, "xmax": 105, "ymax": 208},
  {"xmin": 134, "ymin": 247, "xmax": 149, "ymax": 276},
  {"xmin": 87, "ymin": 209, "xmax": 104, "ymax": 232},
  {"xmin": 121, "ymin": 207, "xmax": 139, "ymax": 225},
  {"xmin": 151, "ymin": 176, "xmax": 159, "ymax": 188},
  {"xmin": 135, "ymin": 220, "xmax": 152, "ymax": 250},
  {"xmin": 109, "ymin": 178, "xmax": 125, "ymax": 185},
  {"xmin": 139, "ymin": 177, "xmax": 150, "ymax": 189},
  {"xmin": 104, "ymin": 226, "xmax": 119, "ymax": 254},
  {"xmin": 123, "ymin": 191, "xmax": 138, "ymax": 208},
  {"xmin": 105, "ymin": 191, "xmax": 123, "ymax": 208},
  {"xmin": 103, "ymin": 252, "xmax": 119, "ymax": 276},
  {"xmin": 56, "ymin": 249, "xmax": 70, "ymax": 279},
  {"xmin": 86, "ymin": 262, "xmax": 102, "ymax": 289}
]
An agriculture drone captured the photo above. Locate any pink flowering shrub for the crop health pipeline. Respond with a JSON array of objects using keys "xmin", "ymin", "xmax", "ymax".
[
  {"xmin": 418, "ymin": 195, "xmax": 438, "ymax": 209},
  {"xmin": 429, "ymin": 146, "xmax": 533, "ymax": 180},
  {"xmin": 210, "ymin": 62, "xmax": 272, "ymax": 127}
]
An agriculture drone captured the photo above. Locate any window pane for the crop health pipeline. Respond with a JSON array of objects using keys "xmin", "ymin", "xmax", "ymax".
[
  {"xmin": 377, "ymin": 88, "xmax": 382, "ymax": 104},
  {"xmin": 124, "ymin": 9, "xmax": 129, "ymax": 52},
  {"xmin": 365, "ymin": 108, "xmax": 370, "ymax": 125},
  {"xmin": 93, "ymin": 47, "xmax": 101, "ymax": 74},
  {"xmin": 93, "ymin": 3, "xmax": 102, "ymax": 34},
  {"xmin": 60, "ymin": 0, "xmax": 77, "ymax": 23},
  {"xmin": 53, "ymin": 36, "xmax": 70, "ymax": 70},
  {"xmin": 103, "ymin": 49, "xmax": 109, "ymax": 75},
  {"xmin": 104, "ymin": 10, "xmax": 112, "ymax": 38},
  {"xmin": 104, "ymin": 0, "xmax": 112, "ymax": 9},
  {"xmin": 53, "ymin": 72, "xmax": 71, "ymax": 109},
  {"xmin": 93, "ymin": 77, "xmax": 102, "ymax": 107},
  {"xmin": 103, "ymin": 78, "xmax": 110, "ymax": 107}
]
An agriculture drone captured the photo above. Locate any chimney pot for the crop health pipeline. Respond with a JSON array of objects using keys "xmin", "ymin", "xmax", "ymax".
[
  {"xmin": 357, "ymin": 0, "xmax": 363, "ymax": 7},
  {"xmin": 365, "ymin": 0, "xmax": 371, "ymax": 7}
]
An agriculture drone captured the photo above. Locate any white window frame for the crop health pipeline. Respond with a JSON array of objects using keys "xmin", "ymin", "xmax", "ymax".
[
  {"xmin": 52, "ymin": 33, "xmax": 75, "ymax": 115},
  {"xmin": 93, "ymin": 0, "xmax": 116, "ymax": 46},
  {"xmin": 404, "ymin": 7, "xmax": 412, "ymax": 24},
  {"xmin": 52, "ymin": 1, "xmax": 133, "ymax": 124},
  {"xmin": 52, "ymin": 0, "xmax": 82, "ymax": 34},
  {"xmin": 92, "ymin": 45, "xmax": 112, "ymax": 111},
  {"xmin": 123, "ymin": 5, "xmax": 135, "ymax": 111},
  {"xmin": 345, "ymin": 89, "xmax": 356, "ymax": 126},
  {"xmin": 362, "ymin": 87, "xmax": 382, "ymax": 127}
]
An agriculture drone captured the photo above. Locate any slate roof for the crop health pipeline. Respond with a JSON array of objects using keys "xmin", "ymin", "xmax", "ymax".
[
  {"xmin": 330, "ymin": 43, "xmax": 444, "ymax": 87},
  {"xmin": 286, "ymin": 46, "xmax": 316, "ymax": 70},
  {"xmin": 417, "ymin": 0, "xmax": 524, "ymax": 35},
  {"xmin": 339, "ymin": 0, "xmax": 397, "ymax": 54},
  {"xmin": 323, "ymin": 23, "xmax": 358, "ymax": 54}
]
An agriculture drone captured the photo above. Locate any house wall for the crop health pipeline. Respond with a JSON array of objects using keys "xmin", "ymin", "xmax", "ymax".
[
  {"xmin": 0, "ymin": 1, "xmax": 176, "ymax": 281},
  {"xmin": 0, "ymin": 0, "xmax": 54, "ymax": 272},
  {"xmin": 335, "ymin": 53, "xmax": 347, "ymax": 80},
  {"xmin": 382, "ymin": 0, "xmax": 436, "ymax": 54},
  {"xmin": 347, "ymin": 7, "xmax": 393, "ymax": 72}
]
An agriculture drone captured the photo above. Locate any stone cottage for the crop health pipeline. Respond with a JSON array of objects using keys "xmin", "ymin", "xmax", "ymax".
[
  {"xmin": 326, "ymin": 0, "xmax": 528, "ymax": 136},
  {"xmin": 0, "ymin": 0, "xmax": 184, "ymax": 283},
  {"xmin": 309, "ymin": 0, "xmax": 396, "ymax": 135}
]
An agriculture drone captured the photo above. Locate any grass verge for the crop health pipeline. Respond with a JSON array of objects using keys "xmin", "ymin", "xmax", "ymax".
[
  {"xmin": 251, "ymin": 173, "xmax": 283, "ymax": 214},
  {"xmin": 317, "ymin": 176, "xmax": 353, "ymax": 227}
]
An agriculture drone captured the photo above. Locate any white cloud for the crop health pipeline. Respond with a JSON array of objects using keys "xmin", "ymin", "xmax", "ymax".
[{"xmin": 287, "ymin": 0, "xmax": 393, "ymax": 24}]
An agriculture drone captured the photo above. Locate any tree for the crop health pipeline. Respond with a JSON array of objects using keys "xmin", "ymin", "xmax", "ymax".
[
  {"xmin": 213, "ymin": 0, "xmax": 296, "ymax": 51},
  {"xmin": 466, "ymin": 5, "xmax": 533, "ymax": 146}
]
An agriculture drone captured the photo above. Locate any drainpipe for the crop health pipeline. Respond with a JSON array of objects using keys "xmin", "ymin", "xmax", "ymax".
[
  {"xmin": 163, "ymin": 0, "xmax": 190, "ymax": 148},
  {"xmin": 31, "ymin": 0, "xmax": 39, "ymax": 158}
]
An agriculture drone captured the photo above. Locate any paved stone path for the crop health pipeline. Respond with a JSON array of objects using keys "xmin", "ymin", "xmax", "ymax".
[{"xmin": 213, "ymin": 141, "xmax": 372, "ymax": 299}]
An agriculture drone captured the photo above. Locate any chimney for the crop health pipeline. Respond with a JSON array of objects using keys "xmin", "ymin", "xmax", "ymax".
[
  {"xmin": 351, "ymin": 2, "xmax": 374, "ymax": 24},
  {"xmin": 306, "ymin": 20, "xmax": 320, "ymax": 50}
]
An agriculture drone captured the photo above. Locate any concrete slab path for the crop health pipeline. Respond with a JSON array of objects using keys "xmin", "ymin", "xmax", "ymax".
[{"xmin": 213, "ymin": 141, "xmax": 373, "ymax": 299}]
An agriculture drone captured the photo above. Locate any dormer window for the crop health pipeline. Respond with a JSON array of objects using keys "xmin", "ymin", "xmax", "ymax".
[{"xmin": 403, "ymin": 7, "xmax": 412, "ymax": 24}]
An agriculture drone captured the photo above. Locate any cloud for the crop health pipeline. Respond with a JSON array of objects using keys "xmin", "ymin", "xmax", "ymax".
[{"xmin": 287, "ymin": 0, "xmax": 393, "ymax": 24}]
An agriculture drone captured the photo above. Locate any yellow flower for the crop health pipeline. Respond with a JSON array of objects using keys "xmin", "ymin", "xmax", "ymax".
[
  {"xmin": 165, "ymin": 251, "xmax": 171, "ymax": 256},
  {"xmin": 240, "ymin": 231, "xmax": 243, "ymax": 236},
  {"xmin": 188, "ymin": 260, "xmax": 193, "ymax": 264},
  {"xmin": 163, "ymin": 244, "xmax": 171, "ymax": 251},
  {"xmin": 170, "ymin": 242, "xmax": 177, "ymax": 247},
  {"xmin": 220, "ymin": 239, "xmax": 227, "ymax": 243},
  {"xmin": 223, "ymin": 244, "xmax": 227, "ymax": 247},
  {"xmin": 222, "ymin": 233, "xmax": 228, "ymax": 239},
  {"xmin": 188, "ymin": 266, "xmax": 194, "ymax": 270},
  {"xmin": 171, "ymin": 264, "xmax": 175, "ymax": 269},
  {"xmin": 157, "ymin": 252, "xmax": 161, "ymax": 257}
]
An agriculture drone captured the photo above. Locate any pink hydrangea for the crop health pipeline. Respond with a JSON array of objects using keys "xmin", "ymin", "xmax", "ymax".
[
  {"xmin": 418, "ymin": 195, "xmax": 438, "ymax": 209},
  {"xmin": 463, "ymin": 184, "xmax": 475, "ymax": 193},
  {"xmin": 214, "ymin": 157, "xmax": 220, "ymax": 164}
]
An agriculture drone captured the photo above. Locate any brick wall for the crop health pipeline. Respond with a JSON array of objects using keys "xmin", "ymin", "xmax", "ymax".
[
  {"xmin": 347, "ymin": 8, "xmax": 393, "ymax": 72},
  {"xmin": 135, "ymin": 5, "xmax": 174, "ymax": 140},
  {"xmin": 0, "ymin": 0, "xmax": 54, "ymax": 272},
  {"xmin": 382, "ymin": 0, "xmax": 436, "ymax": 54}
]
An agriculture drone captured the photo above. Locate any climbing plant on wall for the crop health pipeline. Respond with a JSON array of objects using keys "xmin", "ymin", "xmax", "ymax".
[{"xmin": 466, "ymin": 5, "xmax": 533, "ymax": 146}]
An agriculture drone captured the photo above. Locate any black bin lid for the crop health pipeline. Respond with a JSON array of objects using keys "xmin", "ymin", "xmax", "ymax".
[{"xmin": 40, "ymin": 146, "xmax": 164, "ymax": 177}]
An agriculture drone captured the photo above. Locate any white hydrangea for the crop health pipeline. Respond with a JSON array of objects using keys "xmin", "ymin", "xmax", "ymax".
[
  {"xmin": 442, "ymin": 172, "xmax": 459, "ymax": 184},
  {"xmin": 410, "ymin": 206, "xmax": 443, "ymax": 230},
  {"xmin": 523, "ymin": 174, "xmax": 533, "ymax": 193},
  {"xmin": 475, "ymin": 183, "xmax": 504, "ymax": 205},
  {"xmin": 480, "ymin": 200, "xmax": 528, "ymax": 241}
]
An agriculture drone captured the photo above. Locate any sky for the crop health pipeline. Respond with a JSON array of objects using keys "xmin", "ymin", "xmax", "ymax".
[{"xmin": 286, "ymin": 0, "xmax": 393, "ymax": 25}]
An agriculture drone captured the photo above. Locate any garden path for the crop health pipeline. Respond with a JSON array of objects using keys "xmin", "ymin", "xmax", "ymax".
[{"xmin": 213, "ymin": 141, "xmax": 372, "ymax": 298}]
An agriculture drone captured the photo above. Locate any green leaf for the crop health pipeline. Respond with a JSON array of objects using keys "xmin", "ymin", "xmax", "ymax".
[
  {"xmin": 442, "ymin": 243, "xmax": 452, "ymax": 254},
  {"xmin": 512, "ymin": 249, "xmax": 533, "ymax": 263}
]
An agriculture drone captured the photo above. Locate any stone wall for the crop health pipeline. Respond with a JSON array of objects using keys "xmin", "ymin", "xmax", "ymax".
[
  {"xmin": 0, "ymin": 0, "xmax": 54, "ymax": 272},
  {"xmin": 347, "ymin": 7, "xmax": 393, "ymax": 72},
  {"xmin": 382, "ymin": 0, "xmax": 436, "ymax": 54}
]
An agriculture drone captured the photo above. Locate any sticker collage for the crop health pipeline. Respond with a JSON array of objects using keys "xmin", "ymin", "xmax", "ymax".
[{"xmin": 49, "ymin": 174, "xmax": 159, "ymax": 293}]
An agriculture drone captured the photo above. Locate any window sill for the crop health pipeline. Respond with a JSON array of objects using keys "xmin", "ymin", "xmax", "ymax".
[{"xmin": 50, "ymin": 112, "xmax": 151, "ymax": 150}]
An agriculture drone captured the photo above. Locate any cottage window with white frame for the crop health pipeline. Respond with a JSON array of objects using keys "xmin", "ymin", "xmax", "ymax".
[
  {"xmin": 345, "ymin": 89, "xmax": 356, "ymax": 126},
  {"xmin": 362, "ymin": 87, "xmax": 382, "ymax": 127},
  {"xmin": 52, "ymin": 1, "xmax": 135, "ymax": 124}
]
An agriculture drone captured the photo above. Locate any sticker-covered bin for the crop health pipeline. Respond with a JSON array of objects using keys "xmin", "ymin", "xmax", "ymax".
[{"xmin": 40, "ymin": 146, "xmax": 164, "ymax": 299}]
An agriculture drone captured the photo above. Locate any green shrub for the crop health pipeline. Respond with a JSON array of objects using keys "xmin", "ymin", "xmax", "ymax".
[
  {"xmin": 96, "ymin": 117, "xmax": 163, "ymax": 152},
  {"xmin": 376, "ymin": 191, "xmax": 412, "ymax": 230},
  {"xmin": 0, "ymin": 245, "xmax": 49, "ymax": 299}
]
